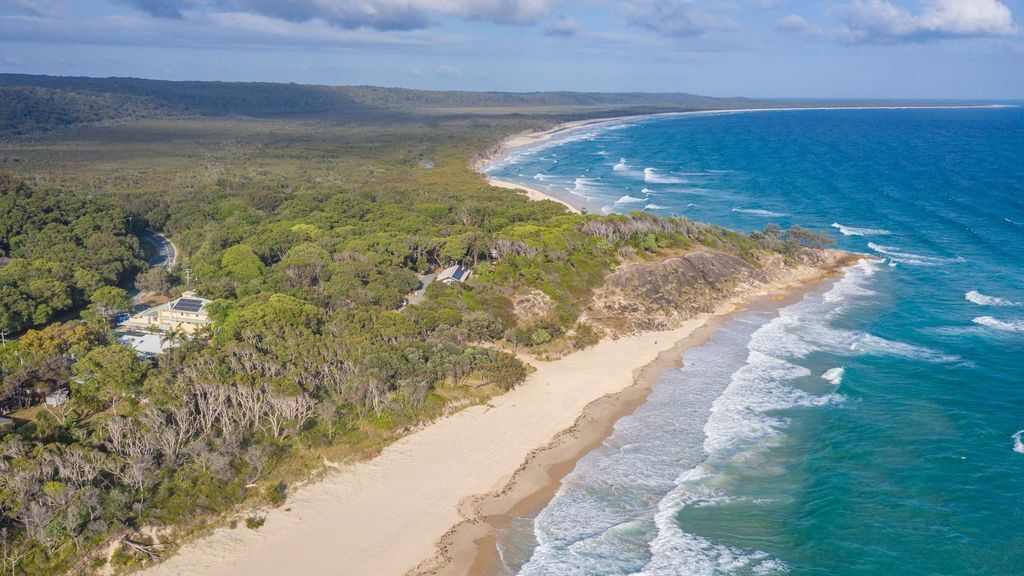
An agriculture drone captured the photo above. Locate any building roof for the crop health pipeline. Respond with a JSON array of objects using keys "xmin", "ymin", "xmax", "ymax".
[
  {"xmin": 120, "ymin": 291, "xmax": 212, "ymax": 332},
  {"xmin": 438, "ymin": 265, "xmax": 472, "ymax": 283},
  {"xmin": 117, "ymin": 331, "xmax": 175, "ymax": 357},
  {"xmin": 172, "ymin": 298, "xmax": 205, "ymax": 313}
]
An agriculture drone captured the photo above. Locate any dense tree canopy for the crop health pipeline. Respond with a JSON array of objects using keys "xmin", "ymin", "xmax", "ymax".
[{"xmin": 0, "ymin": 174, "xmax": 143, "ymax": 334}]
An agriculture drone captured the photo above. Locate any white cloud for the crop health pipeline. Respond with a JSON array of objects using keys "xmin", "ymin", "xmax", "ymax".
[
  {"xmin": 113, "ymin": 0, "xmax": 558, "ymax": 30},
  {"xmin": 437, "ymin": 63, "xmax": 462, "ymax": 77},
  {"xmin": 0, "ymin": 10, "xmax": 467, "ymax": 48},
  {"xmin": 782, "ymin": 0, "xmax": 1019, "ymax": 43},
  {"xmin": 624, "ymin": 0, "xmax": 735, "ymax": 37},
  {"xmin": 544, "ymin": 14, "xmax": 579, "ymax": 36}
]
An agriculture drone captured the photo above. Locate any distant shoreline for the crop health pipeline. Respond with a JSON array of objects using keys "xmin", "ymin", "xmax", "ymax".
[{"xmin": 476, "ymin": 103, "xmax": 1017, "ymax": 215}]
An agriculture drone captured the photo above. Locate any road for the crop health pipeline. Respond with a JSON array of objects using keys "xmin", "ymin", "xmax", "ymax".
[
  {"xmin": 139, "ymin": 228, "xmax": 177, "ymax": 271},
  {"xmin": 404, "ymin": 273, "xmax": 436, "ymax": 306},
  {"xmin": 130, "ymin": 229, "xmax": 178, "ymax": 308}
]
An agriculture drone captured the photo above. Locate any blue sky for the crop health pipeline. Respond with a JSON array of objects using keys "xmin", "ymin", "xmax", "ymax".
[{"xmin": 1, "ymin": 0, "xmax": 1022, "ymax": 99}]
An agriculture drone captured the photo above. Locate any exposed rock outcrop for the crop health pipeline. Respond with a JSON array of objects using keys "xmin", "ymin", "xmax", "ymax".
[{"xmin": 585, "ymin": 248, "xmax": 856, "ymax": 334}]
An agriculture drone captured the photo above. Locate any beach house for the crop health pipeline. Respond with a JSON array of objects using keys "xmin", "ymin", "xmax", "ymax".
[
  {"xmin": 119, "ymin": 291, "xmax": 213, "ymax": 335},
  {"xmin": 437, "ymin": 264, "xmax": 472, "ymax": 285}
]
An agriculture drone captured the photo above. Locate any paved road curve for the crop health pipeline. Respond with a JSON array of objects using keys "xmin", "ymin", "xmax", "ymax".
[
  {"xmin": 139, "ymin": 228, "xmax": 177, "ymax": 271},
  {"xmin": 130, "ymin": 229, "xmax": 178, "ymax": 308}
]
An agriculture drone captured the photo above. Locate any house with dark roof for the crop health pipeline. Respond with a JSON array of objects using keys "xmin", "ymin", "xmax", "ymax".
[{"xmin": 437, "ymin": 265, "xmax": 472, "ymax": 285}]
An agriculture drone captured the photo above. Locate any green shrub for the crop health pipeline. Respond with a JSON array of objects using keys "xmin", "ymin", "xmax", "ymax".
[
  {"xmin": 530, "ymin": 329, "xmax": 552, "ymax": 346},
  {"xmin": 267, "ymin": 482, "xmax": 287, "ymax": 507},
  {"xmin": 245, "ymin": 515, "xmax": 266, "ymax": 530}
]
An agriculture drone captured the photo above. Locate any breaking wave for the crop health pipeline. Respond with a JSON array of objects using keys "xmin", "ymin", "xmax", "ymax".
[
  {"xmin": 831, "ymin": 222, "xmax": 891, "ymax": 236},
  {"xmin": 1013, "ymin": 430, "xmax": 1024, "ymax": 454},
  {"xmin": 965, "ymin": 291, "xmax": 1020, "ymax": 307},
  {"xmin": 867, "ymin": 243, "xmax": 965, "ymax": 267},
  {"xmin": 616, "ymin": 195, "xmax": 646, "ymax": 204},
  {"xmin": 972, "ymin": 316, "xmax": 1024, "ymax": 334},
  {"xmin": 822, "ymin": 367, "xmax": 845, "ymax": 386},
  {"xmin": 644, "ymin": 168, "xmax": 687, "ymax": 184},
  {"xmin": 570, "ymin": 177, "xmax": 600, "ymax": 198},
  {"xmin": 732, "ymin": 208, "xmax": 786, "ymax": 217}
]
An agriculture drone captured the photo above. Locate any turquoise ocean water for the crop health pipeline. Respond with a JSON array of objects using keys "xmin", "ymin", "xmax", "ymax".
[{"xmin": 485, "ymin": 108, "xmax": 1024, "ymax": 575}]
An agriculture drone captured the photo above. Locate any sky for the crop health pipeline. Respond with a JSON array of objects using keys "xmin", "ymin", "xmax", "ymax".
[{"xmin": 0, "ymin": 0, "xmax": 1022, "ymax": 99}]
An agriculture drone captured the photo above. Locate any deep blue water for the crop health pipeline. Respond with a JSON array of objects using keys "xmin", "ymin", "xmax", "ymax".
[{"xmin": 487, "ymin": 108, "xmax": 1024, "ymax": 575}]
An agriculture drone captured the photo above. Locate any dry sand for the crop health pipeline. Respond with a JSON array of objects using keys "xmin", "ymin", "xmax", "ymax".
[
  {"xmin": 138, "ymin": 262, "xmax": 843, "ymax": 576},
  {"xmin": 139, "ymin": 319, "xmax": 712, "ymax": 576},
  {"xmin": 487, "ymin": 178, "xmax": 581, "ymax": 214}
]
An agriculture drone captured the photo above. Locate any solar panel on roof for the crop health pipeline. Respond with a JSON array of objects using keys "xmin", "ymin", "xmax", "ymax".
[{"xmin": 173, "ymin": 298, "xmax": 204, "ymax": 312}]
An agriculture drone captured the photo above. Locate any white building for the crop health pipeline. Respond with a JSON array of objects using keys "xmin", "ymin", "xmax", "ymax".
[{"xmin": 117, "ymin": 331, "xmax": 175, "ymax": 358}]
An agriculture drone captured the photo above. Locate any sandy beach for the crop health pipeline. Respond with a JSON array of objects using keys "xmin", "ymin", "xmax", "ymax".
[
  {"xmin": 475, "ymin": 116, "xmax": 614, "ymax": 214},
  {"xmin": 487, "ymin": 178, "xmax": 581, "ymax": 214},
  {"xmin": 137, "ymin": 258, "xmax": 845, "ymax": 576}
]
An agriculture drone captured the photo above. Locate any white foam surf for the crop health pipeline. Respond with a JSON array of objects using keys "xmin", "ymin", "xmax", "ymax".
[
  {"xmin": 645, "ymin": 204, "xmax": 666, "ymax": 210},
  {"xmin": 965, "ymin": 290, "xmax": 1021, "ymax": 307},
  {"xmin": 867, "ymin": 243, "xmax": 965, "ymax": 267},
  {"xmin": 570, "ymin": 176, "xmax": 601, "ymax": 199},
  {"xmin": 831, "ymin": 222, "xmax": 891, "ymax": 236},
  {"xmin": 822, "ymin": 367, "xmax": 845, "ymax": 386},
  {"xmin": 1013, "ymin": 430, "xmax": 1024, "ymax": 454},
  {"xmin": 972, "ymin": 316, "xmax": 1024, "ymax": 334},
  {"xmin": 644, "ymin": 167, "xmax": 687, "ymax": 184},
  {"xmin": 732, "ymin": 207, "xmax": 786, "ymax": 217},
  {"xmin": 515, "ymin": 259, "xmax": 960, "ymax": 576},
  {"xmin": 616, "ymin": 195, "xmax": 646, "ymax": 204},
  {"xmin": 851, "ymin": 334, "xmax": 963, "ymax": 363},
  {"xmin": 635, "ymin": 262, "xmax": 884, "ymax": 576},
  {"xmin": 613, "ymin": 158, "xmax": 630, "ymax": 172}
]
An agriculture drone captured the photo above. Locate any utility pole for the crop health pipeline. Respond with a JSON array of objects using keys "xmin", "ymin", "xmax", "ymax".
[
  {"xmin": 126, "ymin": 216, "xmax": 134, "ymax": 229},
  {"xmin": 0, "ymin": 331, "xmax": 7, "ymax": 347}
]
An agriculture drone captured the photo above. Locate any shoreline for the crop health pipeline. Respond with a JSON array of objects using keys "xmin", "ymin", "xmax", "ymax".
[
  {"xmin": 136, "ymin": 257, "xmax": 851, "ymax": 576},
  {"xmin": 487, "ymin": 178, "xmax": 582, "ymax": 214},
  {"xmin": 477, "ymin": 104, "xmax": 1015, "ymax": 215},
  {"xmin": 412, "ymin": 262, "xmax": 851, "ymax": 576}
]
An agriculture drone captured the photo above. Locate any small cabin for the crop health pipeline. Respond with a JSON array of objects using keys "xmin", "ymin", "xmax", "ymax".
[{"xmin": 437, "ymin": 265, "xmax": 472, "ymax": 285}]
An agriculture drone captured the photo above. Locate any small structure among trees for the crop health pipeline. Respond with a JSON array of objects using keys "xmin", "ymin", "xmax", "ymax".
[{"xmin": 437, "ymin": 264, "xmax": 472, "ymax": 285}]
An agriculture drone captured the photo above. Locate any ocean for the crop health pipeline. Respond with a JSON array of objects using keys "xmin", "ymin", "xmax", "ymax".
[{"xmin": 485, "ymin": 107, "xmax": 1024, "ymax": 575}]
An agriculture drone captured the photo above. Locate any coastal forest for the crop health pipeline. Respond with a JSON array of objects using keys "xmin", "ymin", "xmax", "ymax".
[{"xmin": 0, "ymin": 75, "xmax": 831, "ymax": 574}]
